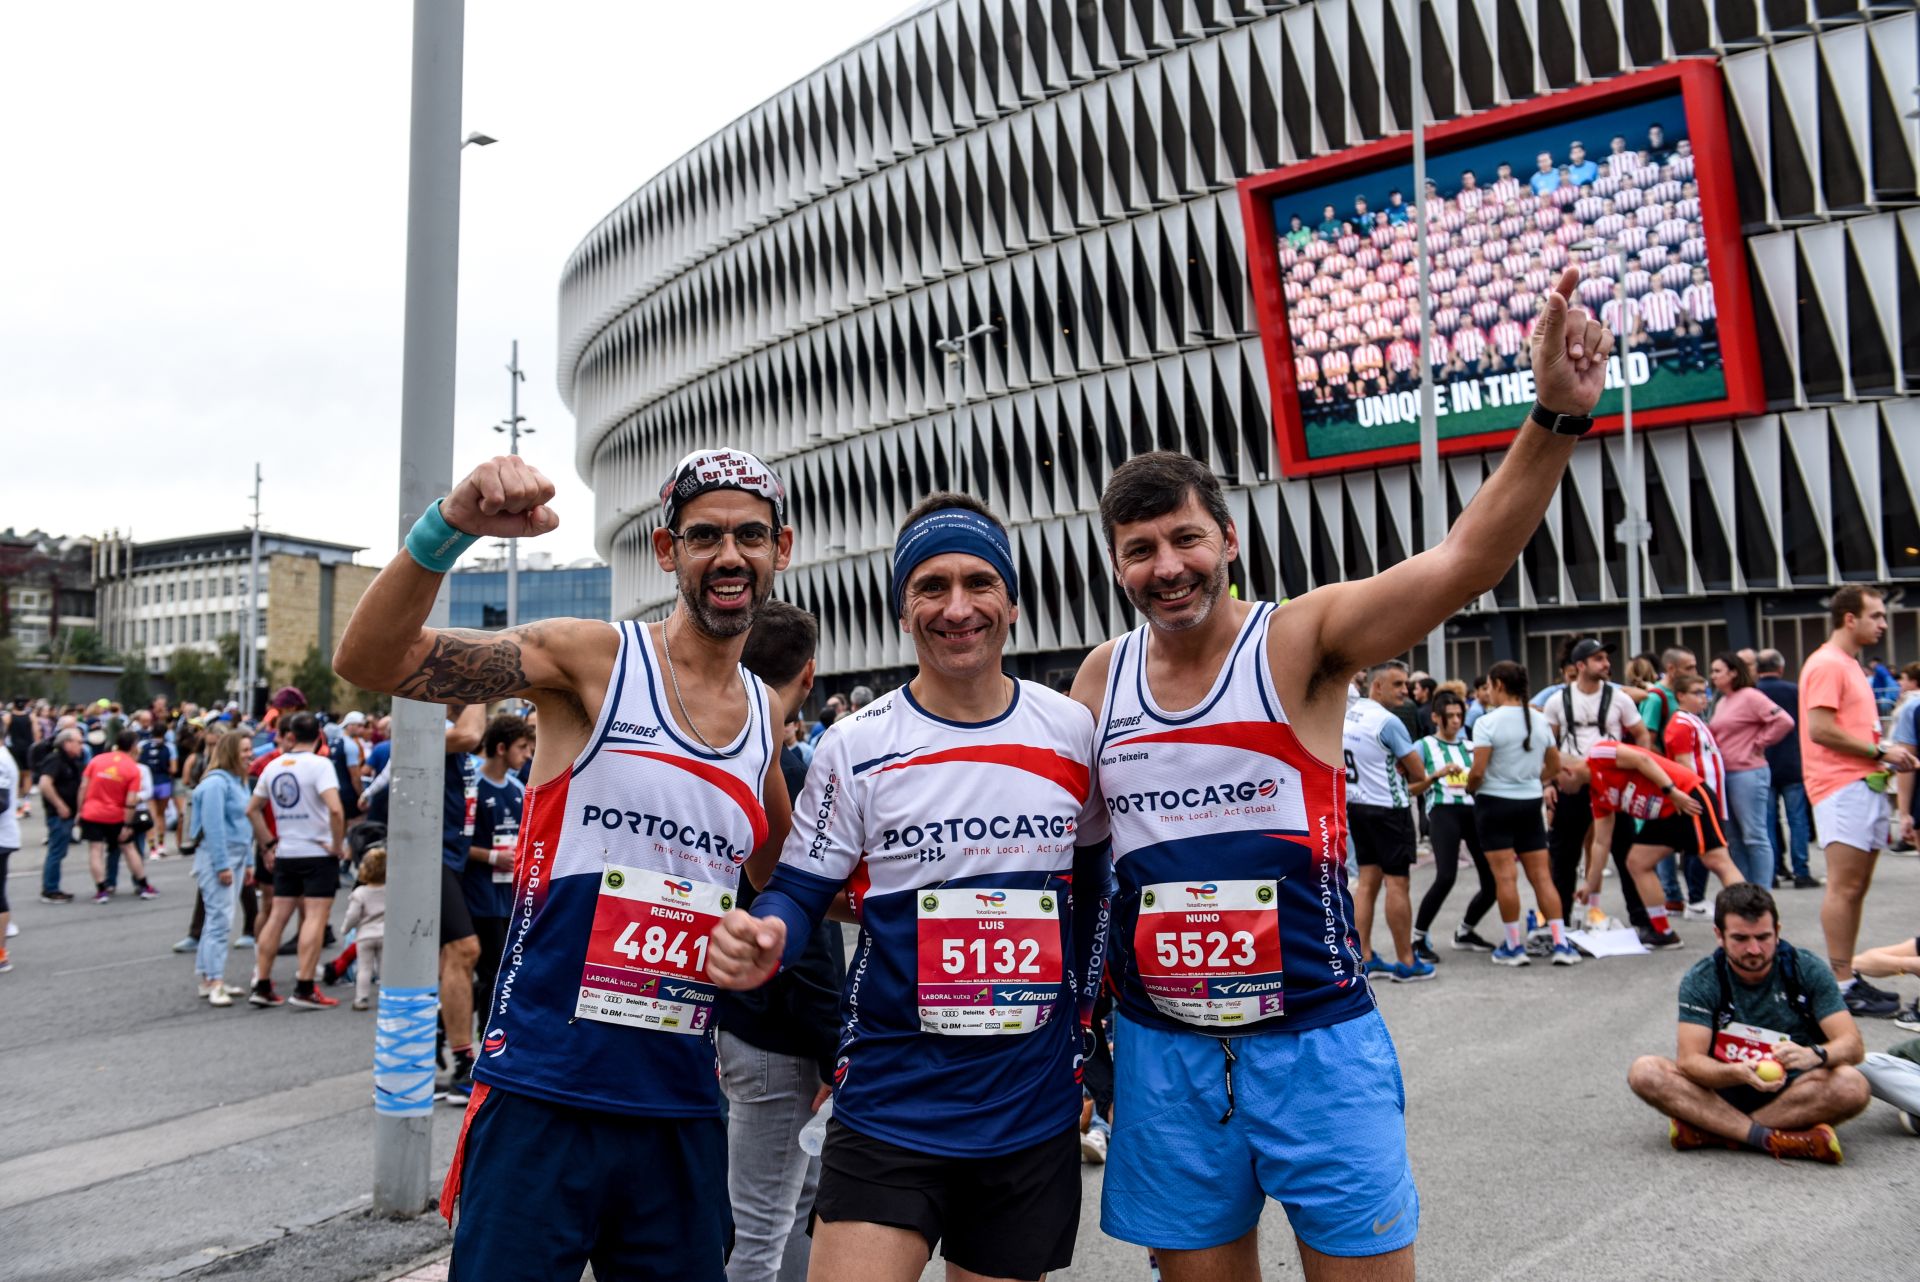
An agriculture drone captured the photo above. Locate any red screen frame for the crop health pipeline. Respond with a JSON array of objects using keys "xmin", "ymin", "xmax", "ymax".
[{"xmin": 1238, "ymin": 60, "xmax": 1763, "ymax": 478}]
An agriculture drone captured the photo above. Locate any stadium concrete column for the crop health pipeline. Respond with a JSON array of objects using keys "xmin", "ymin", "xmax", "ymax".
[
  {"xmin": 1409, "ymin": 0, "xmax": 1446, "ymax": 682},
  {"xmin": 377, "ymin": 0, "xmax": 462, "ymax": 1218}
]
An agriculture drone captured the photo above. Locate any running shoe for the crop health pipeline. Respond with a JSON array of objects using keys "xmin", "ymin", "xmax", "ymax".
[
  {"xmin": 92, "ymin": 890, "xmax": 111, "ymax": 905},
  {"xmin": 5, "ymin": 922, "xmax": 15, "ymax": 937},
  {"xmin": 288, "ymin": 989, "xmax": 339, "ymax": 1011},
  {"xmin": 351, "ymin": 996, "xmax": 371, "ymax": 1011},
  {"xmin": 1638, "ymin": 926, "xmax": 1684, "ymax": 949},
  {"xmin": 1762, "ymin": 1123, "xmax": 1843, "ymax": 1165},
  {"xmin": 137, "ymin": 884, "xmax": 160, "ymax": 900},
  {"xmin": 1550, "ymin": 943, "xmax": 1582, "ymax": 966},
  {"xmin": 249, "ymin": 982, "xmax": 285, "ymax": 1008},
  {"xmin": 443, "ymin": 1054, "xmax": 476, "ymax": 1104},
  {"xmin": 207, "ymin": 984, "xmax": 233, "ymax": 1008},
  {"xmin": 0, "ymin": 949, "xmax": 11, "ymax": 973},
  {"xmin": 1668, "ymin": 1118, "xmax": 1717, "ymax": 1151},
  {"xmin": 1684, "ymin": 901, "xmax": 1710, "ymax": 920},
  {"xmin": 1663, "ymin": 898, "xmax": 1686, "ymax": 913},
  {"xmin": 1490, "ymin": 943, "xmax": 1530, "ymax": 967},
  {"xmin": 1080, "ymin": 1126, "xmax": 1109, "ymax": 1165},
  {"xmin": 1843, "ymin": 977, "xmax": 1900, "ymax": 1018},
  {"xmin": 172, "ymin": 937, "xmax": 199, "ymax": 953},
  {"xmin": 1899, "ymin": 1112, "xmax": 1920, "ymax": 1138},
  {"xmin": 1363, "ymin": 953, "xmax": 1391, "ymax": 976},
  {"xmin": 233, "ymin": 935, "xmax": 255, "ymax": 950},
  {"xmin": 1411, "ymin": 936, "xmax": 1442, "ymax": 966},
  {"xmin": 1793, "ymin": 874, "xmax": 1823, "ymax": 889},
  {"xmin": 1894, "ymin": 1000, "xmax": 1920, "ymax": 1034},
  {"xmin": 1390, "ymin": 958, "xmax": 1436, "ymax": 983},
  {"xmin": 38, "ymin": 891, "xmax": 73, "ymax": 904},
  {"xmin": 321, "ymin": 960, "xmax": 338, "ymax": 986},
  {"xmin": 1451, "ymin": 926, "xmax": 1496, "ymax": 952}
]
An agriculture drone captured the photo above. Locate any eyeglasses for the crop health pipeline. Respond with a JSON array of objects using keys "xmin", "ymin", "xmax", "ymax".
[{"xmin": 669, "ymin": 522, "xmax": 775, "ymax": 559}]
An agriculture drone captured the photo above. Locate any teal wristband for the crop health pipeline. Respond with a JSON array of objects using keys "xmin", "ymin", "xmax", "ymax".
[{"xmin": 405, "ymin": 500, "xmax": 478, "ymax": 573}]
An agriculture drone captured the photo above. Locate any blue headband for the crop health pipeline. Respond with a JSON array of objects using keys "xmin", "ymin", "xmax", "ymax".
[{"xmin": 890, "ymin": 509, "xmax": 1019, "ymax": 616}]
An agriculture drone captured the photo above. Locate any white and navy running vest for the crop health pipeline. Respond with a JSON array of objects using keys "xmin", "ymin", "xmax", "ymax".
[
  {"xmin": 472, "ymin": 620, "xmax": 774, "ymax": 1117},
  {"xmin": 761, "ymin": 681, "xmax": 1100, "ymax": 1157},
  {"xmin": 1096, "ymin": 602, "xmax": 1372, "ymax": 1036},
  {"xmin": 1343, "ymin": 698, "xmax": 1408, "ymax": 809}
]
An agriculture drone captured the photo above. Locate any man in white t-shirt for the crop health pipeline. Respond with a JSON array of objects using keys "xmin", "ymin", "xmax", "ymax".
[
  {"xmin": 247, "ymin": 712, "xmax": 344, "ymax": 1010},
  {"xmin": 1543, "ymin": 638, "xmax": 1650, "ymax": 927}
]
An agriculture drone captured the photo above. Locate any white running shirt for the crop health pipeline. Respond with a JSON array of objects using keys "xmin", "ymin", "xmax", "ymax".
[{"xmin": 254, "ymin": 750, "xmax": 339, "ymax": 858}]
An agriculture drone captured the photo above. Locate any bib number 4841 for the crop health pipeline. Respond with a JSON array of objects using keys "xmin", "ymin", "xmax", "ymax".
[{"xmin": 613, "ymin": 921, "xmax": 709, "ymax": 974}]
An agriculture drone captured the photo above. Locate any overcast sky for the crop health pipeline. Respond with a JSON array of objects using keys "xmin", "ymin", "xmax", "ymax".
[{"xmin": 5, "ymin": 1, "xmax": 908, "ymax": 565}]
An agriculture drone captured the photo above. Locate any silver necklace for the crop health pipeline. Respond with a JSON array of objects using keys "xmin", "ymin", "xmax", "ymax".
[{"xmin": 660, "ymin": 620, "xmax": 742, "ymax": 754}]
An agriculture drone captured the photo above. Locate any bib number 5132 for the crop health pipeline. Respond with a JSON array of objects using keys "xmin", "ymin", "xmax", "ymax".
[{"xmin": 942, "ymin": 935, "xmax": 1043, "ymax": 976}]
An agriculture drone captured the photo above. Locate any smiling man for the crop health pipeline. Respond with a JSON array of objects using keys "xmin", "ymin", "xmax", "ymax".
[
  {"xmin": 1072, "ymin": 269, "xmax": 1613, "ymax": 1282},
  {"xmin": 333, "ymin": 448, "xmax": 795, "ymax": 1282},
  {"xmin": 708, "ymin": 492, "xmax": 1111, "ymax": 1282}
]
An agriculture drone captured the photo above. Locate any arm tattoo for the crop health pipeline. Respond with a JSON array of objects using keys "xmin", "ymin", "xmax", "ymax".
[{"xmin": 393, "ymin": 628, "xmax": 532, "ymax": 702}]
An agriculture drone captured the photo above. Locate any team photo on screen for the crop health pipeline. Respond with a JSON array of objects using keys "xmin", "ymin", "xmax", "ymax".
[{"xmin": 1269, "ymin": 92, "xmax": 1725, "ymax": 461}]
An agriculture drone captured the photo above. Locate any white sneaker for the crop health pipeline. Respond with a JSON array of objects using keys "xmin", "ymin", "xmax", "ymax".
[
  {"xmin": 207, "ymin": 984, "xmax": 233, "ymax": 1007},
  {"xmin": 4, "ymin": 922, "xmax": 16, "ymax": 938},
  {"xmin": 1080, "ymin": 1126, "xmax": 1109, "ymax": 1164},
  {"xmin": 1684, "ymin": 902, "xmax": 1711, "ymax": 920}
]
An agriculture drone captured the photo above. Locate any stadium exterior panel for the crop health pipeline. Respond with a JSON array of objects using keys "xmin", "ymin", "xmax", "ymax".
[{"xmin": 561, "ymin": 0, "xmax": 1920, "ymax": 691}]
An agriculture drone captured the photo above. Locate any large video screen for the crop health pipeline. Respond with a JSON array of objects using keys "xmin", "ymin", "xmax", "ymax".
[{"xmin": 1239, "ymin": 61, "xmax": 1763, "ymax": 477}]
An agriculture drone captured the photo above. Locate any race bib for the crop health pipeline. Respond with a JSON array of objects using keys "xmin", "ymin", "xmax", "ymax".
[
  {"xmin": 915, "ymin": 887, "xmax": 1063, "ymax": 1036},
  {"xmin": 575, "ymin": 866, "xmax": 731, "ymax": 1036},
  {"xmin": 490, "ymin": 832, "xmax": 516, "ymax": 884},
  {"xmin": 1712, "ymin": 1020, "xmax": 1789, "ymax": 1065},
  {"xmin": 1134, "ymin": 879, "xmax": 1284, "ymax": 1027}
]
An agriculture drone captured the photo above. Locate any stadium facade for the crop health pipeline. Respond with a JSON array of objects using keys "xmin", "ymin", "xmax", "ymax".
[{"xmin": 559, "ymin": 0, "xmax": 1920, "ymax": 692}]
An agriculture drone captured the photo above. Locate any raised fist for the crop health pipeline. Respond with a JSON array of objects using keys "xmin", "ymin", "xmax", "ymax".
[{"xmin": 441, "ymin": 456, "xmax": 560, "ymax": 540}]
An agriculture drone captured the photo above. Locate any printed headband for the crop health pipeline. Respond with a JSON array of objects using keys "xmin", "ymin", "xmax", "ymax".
[
  {"xmin": 659, "ymin": 448, "xmax": 786, "ymax": 529},
  {"xmin": 890, "ymin": 509, "xmax": 1019, "ymax": 616}
]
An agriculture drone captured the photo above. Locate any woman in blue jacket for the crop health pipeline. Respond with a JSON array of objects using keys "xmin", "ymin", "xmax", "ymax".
[{"xmin": 190, "ymin": 730, "xmax": 254, "ymax": 1007}]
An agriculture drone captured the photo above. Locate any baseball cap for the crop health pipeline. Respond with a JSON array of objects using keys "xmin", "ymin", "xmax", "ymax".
[
  {"xmin": 658, "ymin": 449, "xmax": 786, "ymax": 530},
  {"xmin": 1569, "ymin": 638, "xmax": 1613, "ymax": 664},
  {"xmin": 270, "ymin": 686, "xmax": 307, "ymax": 710}
]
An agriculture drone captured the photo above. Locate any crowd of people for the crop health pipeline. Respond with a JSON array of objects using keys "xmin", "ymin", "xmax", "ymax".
[
  {"xmin": 1279, "ymin": 124, "xmax": 1718, "ymax": 417},
  {"xmin": 3, "ymin": 271, "xmax": 1916, "ymax": 1282}
]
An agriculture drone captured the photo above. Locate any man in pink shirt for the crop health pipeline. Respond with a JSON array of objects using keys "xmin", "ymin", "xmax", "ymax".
[{"xmin": 1801, "ymin": 586, "xmax": 1918, "ymax": 1017}]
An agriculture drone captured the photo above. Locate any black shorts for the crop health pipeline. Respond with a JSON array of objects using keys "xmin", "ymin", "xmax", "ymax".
[
  {"xmin": 254, "ymin": 847, "xmax": 273, "ymax": 883},
  {"xmin": 1349, "ymin": 803, "xmax": 1415, "ymax": 876},
  {"xmin": 441, "ymin": 865, "xmax": 477, "ymax": 945},
  {"xmin": 813, "ymin": 1119, "xmax": 1080, "ymax": 1280},
  {"xmin": 1718, "ymin": 1083, "xmax": 1776, "ymax": 1116},
  {"xmin": 274, "ymin": 856, "xmax": 339, "ymax": 900},
  {"xmin": 80, "ymin": 819, "xmax": 125, "ymax": 844},
  {"xmin": 1638, "ymin": 788, "xmax": 1727, "ymax": 857},
  {"xmin": 1474, "ymin": 794, "xmax": 1548, "ymax": 854}
]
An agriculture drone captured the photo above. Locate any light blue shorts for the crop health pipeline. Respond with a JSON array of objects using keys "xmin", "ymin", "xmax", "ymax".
[{"xmin": 1101, "ymin": 1009, "xmax": 1418, "ymax": 1257}]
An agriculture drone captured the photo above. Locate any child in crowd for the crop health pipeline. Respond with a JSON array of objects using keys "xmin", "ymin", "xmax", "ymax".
[{"xmin": 341, "ymin": 847, "xmax": 386, "ymax": 1011}]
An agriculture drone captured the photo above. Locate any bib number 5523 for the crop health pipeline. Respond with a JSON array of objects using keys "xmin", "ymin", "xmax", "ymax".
[{"xmin": 1152, "ymin": 929, "xmax": 1257, "ymax": 970}]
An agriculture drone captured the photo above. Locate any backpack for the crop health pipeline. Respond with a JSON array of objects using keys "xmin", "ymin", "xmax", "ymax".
[
  {"xmin": 1557, "ymin": 683, "xmax": 1614, "ymax": 752},
  {"xmin": 1711, "ymin": 941, "xmax": 1813, "ymax": 1036}
]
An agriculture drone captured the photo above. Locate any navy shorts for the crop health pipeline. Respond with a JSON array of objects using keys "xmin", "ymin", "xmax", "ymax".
[{"xmin": 447, "ymin": 1084, "xmax": 730, "ymax": 1282}]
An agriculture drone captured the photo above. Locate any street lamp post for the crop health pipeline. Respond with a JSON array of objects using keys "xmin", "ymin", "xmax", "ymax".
[
  {"xmin": 1408, "ymin": 0, "xmax": 1446, "ymax": 682},
  {"xmin": 1574, "ymin": 237, "xmax": 1649, "ymax": 656},
  {"xmin": 491, "ymin": 340, "xmax": 530, "ymax": 627}
]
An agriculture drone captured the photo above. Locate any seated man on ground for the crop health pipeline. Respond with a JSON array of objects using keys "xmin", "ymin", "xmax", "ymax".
[{"xmin": 1627, "ymin": 883, "xmax": 1869, "ymax": 1163}]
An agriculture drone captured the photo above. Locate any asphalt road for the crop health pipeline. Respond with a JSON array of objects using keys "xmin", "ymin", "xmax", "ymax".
[{"xmin": 4, "ymin": 805, "xmax": 1918, "ymax": 1282}]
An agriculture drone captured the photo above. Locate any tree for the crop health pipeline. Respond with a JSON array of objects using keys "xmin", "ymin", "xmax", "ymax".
[
  {"xmin": 116, "ymin": 654, "xmax": 150, "ymax": 708},
  {"xmin": 287, "ymin": 643, "xmax": 337, "ymax": 712},
  {"xmin": 166, "ymin": 648, "xmax": 232, "ymax": 707},
  {"xmin": 0, "ymin": 638, "xmax": 45, "ymax": 701},
  {"xmin": 49, "ymin": 626, "xmax": 110, "ymax": 666}
]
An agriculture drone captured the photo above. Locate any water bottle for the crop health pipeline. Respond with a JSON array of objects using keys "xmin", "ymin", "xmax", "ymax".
[{"xmin": 798, "ymin": 1097, "xmax": 833, "ymax": 1156}]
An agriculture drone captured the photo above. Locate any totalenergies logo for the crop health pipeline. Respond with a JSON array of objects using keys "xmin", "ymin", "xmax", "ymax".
[
  {"xmin": 1185, "ymin": 883, "xmax": 1218, "ymax": 902},
  {"xmin": 663, "ymin": 878, "xmax": 694, "ymax": 899},
  {"xmin": 975, "ymin": 891, "xmax": 1008, "ymax": 908}
]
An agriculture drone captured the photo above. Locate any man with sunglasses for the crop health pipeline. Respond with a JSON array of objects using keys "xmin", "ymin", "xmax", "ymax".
[{"xmin": 334, "ymin": 447, "xmax": 795, "ymax": 1282}]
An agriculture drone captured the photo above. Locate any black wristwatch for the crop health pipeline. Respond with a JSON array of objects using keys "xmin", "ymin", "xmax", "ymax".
[
  {"xmin": 1812, "ymin": 1043, "xmax": 1830, "ymax": 1066},
  {"xmin": 1530, "ymin": 401, "xmax": 1595, "ymax": 437}
]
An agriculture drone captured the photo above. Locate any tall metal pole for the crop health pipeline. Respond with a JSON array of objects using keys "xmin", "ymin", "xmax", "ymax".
[
  {"xmin": 376, "ymin": 0, "xmax": 464, "ymax": 1218},
  {"xmin": 1409, "ymin": 0, "xmax": 1447, "ymax": 682},
  {"xmin": 1617, "ymin": 280, "xmax": 1644, "ymax": 656},
  {"xmin": 245, "ymin": 464, "xmax": 261, "ymax": 709},
  {"xmin": 504, "ymin": 339, "xmax": 525, "ymax": 627}
]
